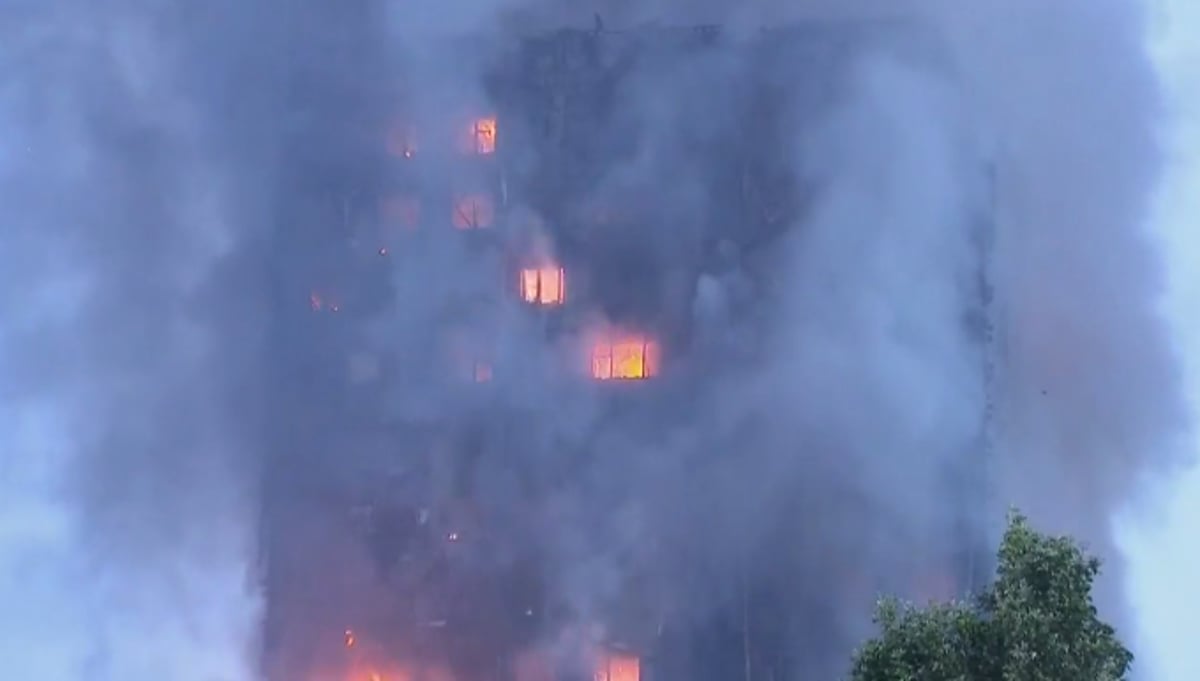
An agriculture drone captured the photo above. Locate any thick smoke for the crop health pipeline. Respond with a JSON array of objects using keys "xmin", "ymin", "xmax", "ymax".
[
  {"xmin": 0, "ymin": 3, "xmax": 277, "ymax": 679},
  {"xmin": 1120, "ymin": 2, "xmax": 1200, "ymax": 679},
  {"xmin": 918, "ymin": 0, "xmax": 1191, "ymax": 626},
  {"xmin": 0, "ymin": 1, "xmax": 1187, "ymax": 681},
  {"xmin": 317, "ymin": 0, "xmax": 1186, "ymax": 678},
  {"xmin": 369, "ymin": 0, "xmax": 1188, "ymax": 674}
]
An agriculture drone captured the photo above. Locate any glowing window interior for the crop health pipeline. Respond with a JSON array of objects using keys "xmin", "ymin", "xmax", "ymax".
[
  {"xmin": 594, "ymin": 654, "xmax": 640, "ymax": 681},
  {"xmin": 452, "ymin": 193, "xmax": 495, "ymax": 229},
  {"xmin": 591, "ymin": 338, "xmax": 660, "ymax": 380},
  {"xmin": 462, "ymin": 116, "xmax": 497, "ymax": 155},
  {"xmin": 519, "ymin": 266, "xmax": 565, "ymax": 306}
]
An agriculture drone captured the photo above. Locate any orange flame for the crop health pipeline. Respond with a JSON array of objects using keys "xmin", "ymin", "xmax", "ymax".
[
  {"xmin": 591, "ymin": 337, "xmax": 660, "ymax": 380},
  {"xmin": 344, "ymin": 666, "xmax": 410, "ymax": 681},
  {"xmin": 519, "ymin": 266, "xmax": 566, "ymax": 306},
  {"xmin": 452, "ymin": 193, "xmax": 495, "ymax": 229},
  {"xmin": 595, "ymin": 653, "xmax": 641, "ymax": 681},
  {"xmin": 462, "ymin": 116, "xmax": 497, "ymax": 155},
  {"xmin": 344, "ymin": 663, "xmax": 451, "ymax": 681},
  {"xmin": 335, "ymin": 628, "xmax": 435, "ymax": 681}
]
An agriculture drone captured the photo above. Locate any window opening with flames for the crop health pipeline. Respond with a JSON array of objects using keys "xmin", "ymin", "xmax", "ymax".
[
  {"xmin": 591, "ymin": 336, "xmax": 660, "ymax": 380},
  {"xmin": 594, "ymin": 652, "xmax": 641, "ymax": 681},
  {"xmin": 513, "ymin": 648, "xmax": 641, "ymax": 681},
  {"xmin": 461, "ymin": 116, "xmax": 497, "ymax": 155},
  {"xmin": 341, "ymin": 628, "xmax": 456, "ymax": 681},
  {"xmin": 452, "ymin": 193, "xmax": 495, "ymax": 229},
  {"xmin": 519, "ymin": 265, "xmax": 566, "ymax": 306}
]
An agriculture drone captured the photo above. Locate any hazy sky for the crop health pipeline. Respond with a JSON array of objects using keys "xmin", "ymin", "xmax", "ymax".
[{"xmin": 1121, "ymin": 1, "xmax": 1200, "ymax": 680}]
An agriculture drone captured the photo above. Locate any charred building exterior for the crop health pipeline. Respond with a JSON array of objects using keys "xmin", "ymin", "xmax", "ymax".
[{"xmin": 261, "ymin": 18, "xmax": 996, "ymax": 681}]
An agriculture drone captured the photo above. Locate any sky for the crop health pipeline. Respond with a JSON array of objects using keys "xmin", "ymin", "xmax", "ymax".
[{"xmin": 1121, "ymin": 1, "xmax": 1200, "ymax": 680}]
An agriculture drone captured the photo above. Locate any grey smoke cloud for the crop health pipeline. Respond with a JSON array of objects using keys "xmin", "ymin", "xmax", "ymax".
[
  {"xmin": 925, "ymin": 0, "xmax": 1192, "ymax": 625},
  {"xmin": 1119, "ymin": 3, "xmax": 1200, "ymax": 678},
  {"xmin": 366, "ymin": 0, "xmax": 1188, "ymax": 675},
  {"xmin": 0, "ymin": 2, "xmax": 275, "ymax": 679},
  {"xmin": 0, "ymin": 1, "xmax": 1187, "ymax": 681}
]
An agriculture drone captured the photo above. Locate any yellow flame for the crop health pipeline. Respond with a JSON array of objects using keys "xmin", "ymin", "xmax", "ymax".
[
  {"xmin": 467, "ymin": 117, "xmax": 497, "ymax": 154},
  {"xmin": 592, "ymin": 338, "xmax": 659, "ymax": 380}
]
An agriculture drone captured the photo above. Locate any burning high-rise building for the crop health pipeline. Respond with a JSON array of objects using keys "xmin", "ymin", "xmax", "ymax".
[{"xmin": 260, "ymin": 16, "xmax": 996, "ymax": 681}]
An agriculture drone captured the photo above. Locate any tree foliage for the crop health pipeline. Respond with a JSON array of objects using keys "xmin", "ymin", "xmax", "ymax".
[{"xmin": 849, "ymin": 512, "xmax": 1133, "ymax": 681}]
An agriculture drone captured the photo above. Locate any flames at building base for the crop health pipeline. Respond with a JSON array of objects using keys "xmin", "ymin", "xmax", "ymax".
[{"xmin": 332, "ymin": 630, "xmax": 638, "ymax": 681}]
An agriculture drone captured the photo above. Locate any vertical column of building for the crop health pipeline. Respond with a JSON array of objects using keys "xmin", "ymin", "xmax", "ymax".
[
  {"xmin": 964, "ymin": 160, "xmax": 1002, "ymax": 593},
  {"xmin": 260, "ymin": 2, "xmax": 391, "ymax": 675}
]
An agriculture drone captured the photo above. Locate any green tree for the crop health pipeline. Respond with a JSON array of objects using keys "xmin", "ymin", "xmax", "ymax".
[{"xmin": 850, "ymin": 512, "xmax": 1133, "ymax": 681}]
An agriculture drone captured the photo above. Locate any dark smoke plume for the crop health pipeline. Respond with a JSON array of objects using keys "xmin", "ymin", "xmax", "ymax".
[{"xmin": 0, "ymin": 1, "xmax": 1188, "ymax": 680}]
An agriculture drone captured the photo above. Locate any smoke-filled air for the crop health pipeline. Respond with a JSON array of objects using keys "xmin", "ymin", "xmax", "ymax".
[{"xmin": 0, "ymin": 1, "xmax": 1190, "ymax": 680}]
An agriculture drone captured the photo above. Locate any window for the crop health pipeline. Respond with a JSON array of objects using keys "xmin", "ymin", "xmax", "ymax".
[
  {"xmin": 461, "ymin": 116, "xmax": 497, "ymax": 155},
  {"xmin": 452, "ymin": 193, "xmax": 495, "ymax": 229},
  {"xmin": 519, "ymin": 266, "xmax": 566, "ymax": 306},
  {"xmin": 594, "ymin": 654, "xmax": 640, "ymax": 681},
  {"xmin": 591, "ymin": 338, "xmax": 660, "ymax": 380}
]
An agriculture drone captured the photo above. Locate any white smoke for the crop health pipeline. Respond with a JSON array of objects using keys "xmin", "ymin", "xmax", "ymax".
[
  {"xmin": 0, "ymin": 5, "xmax": 264, "ymax": 680},
  {"xmin": 1119, "ymin": 1, "xmax": 1200, "ymax": 680}
]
